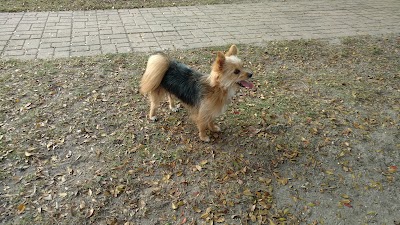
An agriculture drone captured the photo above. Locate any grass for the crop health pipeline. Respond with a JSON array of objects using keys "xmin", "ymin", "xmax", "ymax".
[
  {"xmin": 0, "ymin": 0, "xmax": 261, "ymax": 12},
  {"xmin": 1, "ymin": 35, "xmax": 399, "ymax": 224}
]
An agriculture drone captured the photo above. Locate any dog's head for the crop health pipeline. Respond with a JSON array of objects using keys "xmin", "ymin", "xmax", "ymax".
[{"xmin": 210, "ymin": 45, "xmax": 254, "ymax": 90}]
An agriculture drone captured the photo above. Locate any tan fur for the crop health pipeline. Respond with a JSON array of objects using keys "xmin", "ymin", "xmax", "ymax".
[
  {"xmin": 140, "ymin": 54, "xmax": 170, "ymax": 94},
  {"xmin": 140, "ymin": 45, "xmax": 253, "ymax": 142},
  {"xmin": 225, "ymin": 44, "xmax": 238, "ymax": 56}
]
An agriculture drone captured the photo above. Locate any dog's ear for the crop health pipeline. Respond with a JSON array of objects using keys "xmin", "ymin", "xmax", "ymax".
[
  {"xmin": 213, "ymin": 51, "xmax": 226, "ymax": 72},
  {"xmin": 225, "ymin": 45, "xmax": 238, "ymax": 56}
]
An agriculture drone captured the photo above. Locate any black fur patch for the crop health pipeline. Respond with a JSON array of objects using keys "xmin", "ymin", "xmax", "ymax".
[{"xmin": 161, "ymin": 61, "xmax": 203, "ymax": 106}]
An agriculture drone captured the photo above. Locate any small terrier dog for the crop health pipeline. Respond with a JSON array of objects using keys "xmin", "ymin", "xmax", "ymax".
[{"xmin": 140, "ymin": 45, "xmax": 254, "ymax": 142}]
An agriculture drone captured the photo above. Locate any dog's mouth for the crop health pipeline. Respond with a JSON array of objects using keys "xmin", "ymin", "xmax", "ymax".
[{"xmin": 237, "ymin": 80, "xmax": 254, "ymax": 89}]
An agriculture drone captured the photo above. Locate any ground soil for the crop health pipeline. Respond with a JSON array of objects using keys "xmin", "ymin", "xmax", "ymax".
[{"xmin": 0, "ymin": 35, "xmax": 399, "ymax": 224}]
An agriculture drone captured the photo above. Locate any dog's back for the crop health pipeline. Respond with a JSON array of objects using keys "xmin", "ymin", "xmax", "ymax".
[{"xmin": 161, "ymin": 61, "xmax": 204, "ymax": 106}]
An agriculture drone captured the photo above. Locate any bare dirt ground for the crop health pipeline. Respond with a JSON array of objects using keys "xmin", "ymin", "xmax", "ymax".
[{"xmin": 0, "ymin": 35, "xmax": 399, "ymax": 224}]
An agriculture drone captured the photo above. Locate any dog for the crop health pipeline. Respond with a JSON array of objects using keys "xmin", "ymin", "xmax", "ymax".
[{"xmin": 140, "ymin": 45, "xmax": 254, "ymax": 142}]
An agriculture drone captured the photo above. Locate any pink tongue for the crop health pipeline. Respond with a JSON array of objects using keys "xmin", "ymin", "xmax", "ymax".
[{"xmin": 240, "ymin": 80, "xmax": 254, "ymax": 89}]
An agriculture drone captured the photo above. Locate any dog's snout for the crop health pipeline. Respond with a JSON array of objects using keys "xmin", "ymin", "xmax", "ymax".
[{"xmin": 248, "ymin": 72, "xmax": 253, "ymax": 78}]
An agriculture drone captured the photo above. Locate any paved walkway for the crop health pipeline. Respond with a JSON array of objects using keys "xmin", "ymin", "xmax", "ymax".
[{"xmin": 0, "ymin": 0, "xmax": 399, "ymax": 60}]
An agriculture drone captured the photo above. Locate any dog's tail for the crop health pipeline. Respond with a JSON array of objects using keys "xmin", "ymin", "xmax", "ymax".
[{"xmin": 140, "ymin": 53, "xmax": 170, "ymax": 94}]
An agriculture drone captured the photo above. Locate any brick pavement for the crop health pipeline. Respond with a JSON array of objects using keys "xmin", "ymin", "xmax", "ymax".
[{"xmin": 0, "ymin": 0, "xmax": 399, "ymax": 60}]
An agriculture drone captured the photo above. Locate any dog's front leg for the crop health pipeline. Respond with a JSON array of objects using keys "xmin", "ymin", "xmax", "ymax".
[
  {"xmin": 194, "ymin": 111, "xmax": 210, "ymax": 142},
  {"xmin": 197, "ymin": 120, "xmax": 210, "ymax": 142}
]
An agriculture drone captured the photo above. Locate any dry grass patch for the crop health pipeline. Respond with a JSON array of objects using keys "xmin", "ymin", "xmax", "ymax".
[
  {"xmin": 1, "ymin": 35, "xmax": 399, "ymax": 224},
  {"xmin": 0, "ymin": 0, "xmax": 262, "ymax": 12}
]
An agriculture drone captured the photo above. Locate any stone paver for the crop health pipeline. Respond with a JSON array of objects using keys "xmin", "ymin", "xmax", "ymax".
[{"xmin": 0, "ymin": 0, "xmax": 399, "ymax": 59}]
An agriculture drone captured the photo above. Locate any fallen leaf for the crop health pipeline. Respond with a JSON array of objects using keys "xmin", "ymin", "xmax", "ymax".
[
  {"xmin": 307, "ymin": 202, "xmax": 315, "ymax": 207},
  {"xmin": 386, "ymin": 175, "xmax": 394, "ymax": 182},
  {"xmin": 340, "ymin": 199, "xmax": 351, "ymax": 204},
  {"xmin": 243, "ymin": 189, "xmax": 252, "ymax": 196},
  {"xmin": 180, "ymin": 217, "xmax": 187, "ymax": 224},
  {"xmin": 250, "ymin": 213, "xmax": 256, "ymax": 222},
  {"xmin": 325, "ymin": 169, "xmax": 334, "ymax": 175},
  {"xmin": 200, "ymin": 160, "xmax": 208, "ymax": 165},
  {"xmin": 283, "ymin": 208, "xmax": 290, "ymax": 214},
  {"xmin": 59, "ymin": 193, "xmax": 67, "ymax": 198},
  {"xmin": 87, "ymin": 208, "xmax": 94, "ymax": 218},
  {"xmin": 259, "ymin": 177, "xmax": 272, "ymax": 185},
  {"xmin": 301, "ymin": 137, "xmax": 310, "ymax": 145},
  {"xmin": 277, "ymin": 177, "xmax": 288, "ymax": 185},
  {"xmin": 17, "ymin": 204, "xmax": 26, "ymax": 214},
  {"xmin": 44, "ymin": 194, "xmax": 52, "ymax": 201},
  {"xmin": 193, "ymin": 206, "xmax": 202, "ymax": 213},
  {"xmin": 259, "ymin": 201, "xmax": 271, "ymax": 209},
  {"xmin": 342, "ymin": 128, "xmax": 352, "ymax": 136},
  {"xmin": 113, "ymin": 184, "xmax": 125, "ymax": 197},
  {"xmin": 343, "ymin": 203, "xmax": 353, "ymax": 208},
  {"xmin": 202, "ymin": 207, "xmax": 212, "ymax": 217},
  {"xmin": 195, "ymin": 165, "xmax": 202, "ymax": 171},
  {"xmin": 27, "ymin": 185, "xmax": 37, "ymax": 197},
  {"xmin": 24, "ymin": 151, "xmax": 34, "ymax": 157},
  {"xmin": 66, "ymin": 151, "xmax": 72, "ymax": 158},
  {"xmin": 172, "ymin": 202, "xmax": 178, "ymax": 210},
  {"xmin": 172, "ymin": 201, "xmax": 184, "ymax": 210},
  {"xmin": 80, "ymin": 201, "xmax": 86, "ymax": 209},
  {"xmin": 200, "ymin": 211, "xmax": 209, "ymax": 219},
  {"xmin": 232, "ymin": 215, "xmax": 240, "ymax": 219},
  {"xmin": 67, "ymin": 166, "xmax": 74, "ymax": 175},
  {"xmin": 163, "ymin": 174, "xmax": 171, "ymax": 181},
  {"xmin": 388, "ymin": 165, "xmax": 398, "ymax": 173},
  {"xmin": 215, "ymin": 217, "xmax": 225, "ymax": 223},
  {"xmin": 341, "ymin": 194, "xmax": 349, "ymax": 199}
]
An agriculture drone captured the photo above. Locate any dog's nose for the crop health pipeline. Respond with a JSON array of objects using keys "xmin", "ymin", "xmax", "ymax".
[{"xmin": 248, "ymin": 72, "xmax": 253, "ymax": 78}]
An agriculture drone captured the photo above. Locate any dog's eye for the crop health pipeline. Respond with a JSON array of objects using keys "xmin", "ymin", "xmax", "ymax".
[{"xmin": 234, "ymin": 69, "xmax": 241, "ymax": 74}]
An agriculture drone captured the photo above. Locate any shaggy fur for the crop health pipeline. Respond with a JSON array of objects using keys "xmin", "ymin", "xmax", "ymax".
[{"xmin": 140, "ymin": 45, "xmax": 254, "ymax": 142}]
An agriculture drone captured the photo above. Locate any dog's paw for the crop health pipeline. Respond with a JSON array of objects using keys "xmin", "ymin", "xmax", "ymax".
[
  {"xmin": 211, "ymin": 125, "xmax": 221, "ymax": 132},
  {"xmin": 200, "ymin": 135, "xmax": 210, "ymax": 142},
  {"xmin": 170, "ymin": 104, "xmax": 180, "ymax": 112},
  {"xmin": 170, "ymin": 106, "xmax": 179, "ymax": 112},
  {"xmin": 149, "ymin": 116, "xmax": 158, "ymax": 122}
]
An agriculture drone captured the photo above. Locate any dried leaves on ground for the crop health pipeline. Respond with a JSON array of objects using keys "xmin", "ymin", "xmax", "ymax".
[{"xmin": 0, "ymin": 35, "xmax": 399, "ymax": 224}]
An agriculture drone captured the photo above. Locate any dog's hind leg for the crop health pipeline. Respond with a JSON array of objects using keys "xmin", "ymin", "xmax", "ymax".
[
  {"xmin": 148, "ymin": 89, "xmax": 163, "ymax": 121},
  {"xmin": 168, "ymin": 94, "xmax": 179, "ymax": 112}
]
